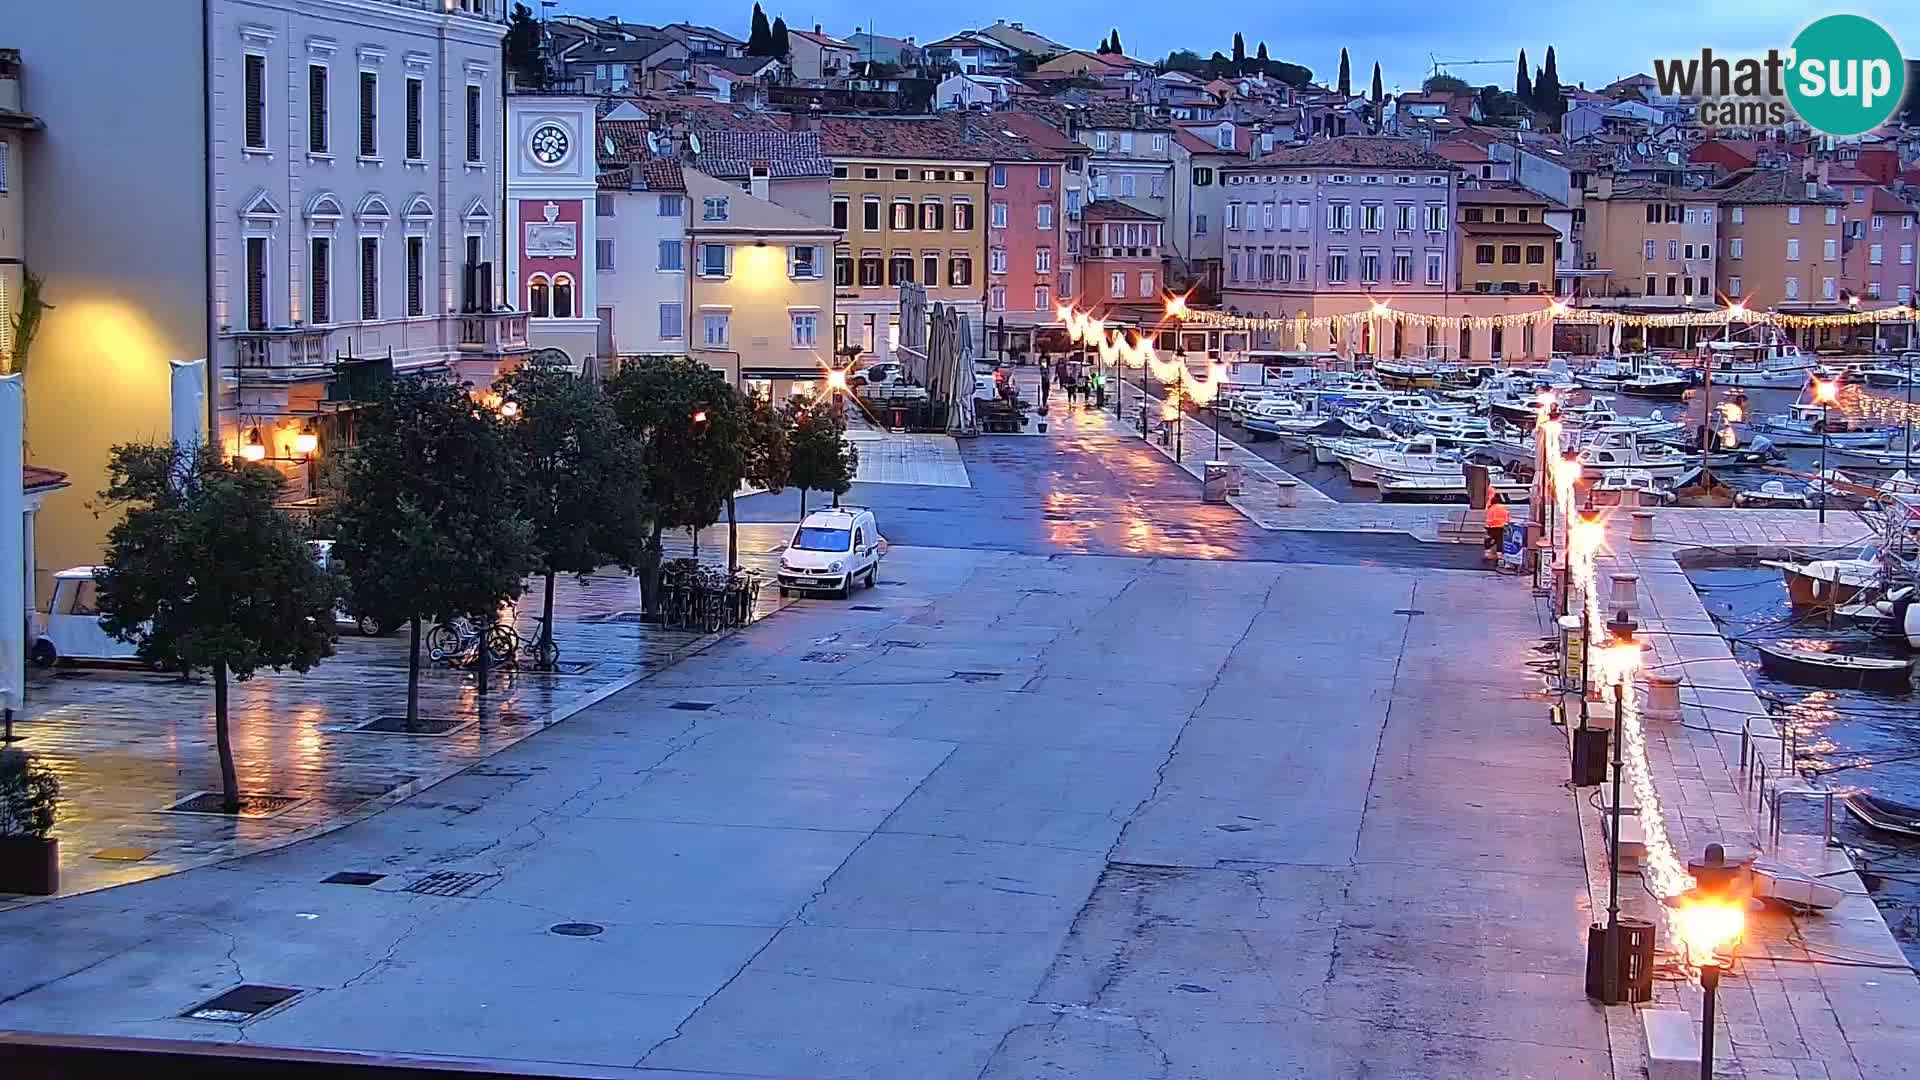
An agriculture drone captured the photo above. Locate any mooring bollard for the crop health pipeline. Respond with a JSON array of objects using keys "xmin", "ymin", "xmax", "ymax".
[
  {"xmin": 1630, "ymin": 510, "xmax": 1655, "ymax": 542},
  {"xmin": 1273, "ymin": 479, "xmax": 1298, "ymax": 508},
  {"xmin": 1609, "ymin": 572, "xmax": 1641, "ymax": 617},
  {"xmin": 1643, "ymin": 670, "xmax": 1682, "ymax": 721}
]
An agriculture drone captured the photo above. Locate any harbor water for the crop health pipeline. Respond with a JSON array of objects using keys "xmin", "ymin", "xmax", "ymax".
[{"xmin": 1687, "ymin": 562, "xmax": 1920, "ymax": 967}]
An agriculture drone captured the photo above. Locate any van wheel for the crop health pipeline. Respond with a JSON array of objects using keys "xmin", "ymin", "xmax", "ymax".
[
  {"xmin": 29, "ymin": 640, "xmax": 56, "ymax": 668},
  {"xmin": 865, "ymin": 567, "xmax": 878, "ymax": 588}
]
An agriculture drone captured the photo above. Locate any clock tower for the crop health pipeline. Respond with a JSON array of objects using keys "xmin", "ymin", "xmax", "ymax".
[{"xmin": 505, "ymin": 94, "xmax": 600, "ymax": 369}]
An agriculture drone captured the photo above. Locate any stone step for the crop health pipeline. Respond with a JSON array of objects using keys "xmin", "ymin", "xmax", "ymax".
[{"xmin": 1641, "ymin": 1008, "xmax": 1701, "ymax": 1080}]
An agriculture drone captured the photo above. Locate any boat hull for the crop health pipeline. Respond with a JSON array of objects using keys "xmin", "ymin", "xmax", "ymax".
[
  {"xmin": 1714, "ymin": 368, "xmax": 1813, "ymax": 388},
  {"xmin": 1844, "ymin": 793, "xmax": 1920, "ymax": 838},
  {"xmin": 1742, "ymin": 426, "xmax": 1893, "ymax": 449},
  {"xmin": 1617, "ymin": 380, "xmax": 1689, "ymax": 399},
  {"xmin": 1756, "ymin": 644, "xmax": 1912, "ymax": 691}
]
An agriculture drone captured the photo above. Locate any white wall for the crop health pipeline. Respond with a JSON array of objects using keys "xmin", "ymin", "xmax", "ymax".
[{"xmin": 599, "ymin": 186, "xmax": 686, "ymax": 355}]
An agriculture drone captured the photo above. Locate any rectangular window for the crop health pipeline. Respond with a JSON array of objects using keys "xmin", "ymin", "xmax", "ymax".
[
  {"xmin": 658, "ymin": 239, "xmax": 683, "ymax": 271},
  {"xmin": 596, "ymin": 237, "xmax": 615, "ymax": 271},
  {"xmin": 1036, "ymin": 204, "xmax": 1053, "ymax": 230},
  {"xmin": 1784, "ymin": 276, "xmax": 1800, "ymax": 300},
  {"xmin": 1361, "ymin": 204, "xmax": 1381, "ymax": 231},
  {"xmin": 863, "ymin": 197, "xmax": 881, "ymax": 230},
  {"xmin": 595, "ymin": 193, "xmax": 614, "ymax": 217},
  {"xmin": 989, "ymin": 286, "xmax": 1006, "ymax": 312},
  {"xmin": 832, "ymin": 198, "xmax": 849, "ymax": 230},
  {"xmin": 1728, "ymin": 276, "xmax": 1742, "ymax": 298},
  {"xmin": 359, "ymin": 72, "xmax": 378, "ymax": 157},
  {"xmin": 1501, "ymin": 245, "xmax": 1521, "ymax": 264},
  {"xmin": 789, "ymin": 245, "xmax": 818, "ymax": 279},
  {"xmin": 1195, "ymin": 213, "xmax": 1208, "ymax": 236},
  {"xmin": 658, "ymin": 194, "xmax": 683, "ymax": 216},
  {"xmin": 703, "ymin": 197, "xmax": 729, "ymax": 222},
  {"xmin": 359, "ymin": 237, "xmax": 379, "ymax": 319},
  {"xmin": 466, "ymin": 84, "xmax": 482, "ymax": 162},
  {"xmin": 1036, "ymin": 248, "xmax": 1052, "ymax": 273},
  {"xmin": 702, "ymin": 312, "xmax": 729, "ymax": 346},
  {"xmin": 1731, "ymin": 207, "xmax": 1744, "ymax": 224},
  {"xmin": 1730, "ymin": 238, "xmax": 1743, "ymax": 259},
  {"xmin": 1110, "ymin": 272, "xmax": 1125, "ymax": 296},
  {"xmin": 1360, "ymin": 251, "xmax": 1380, "ymax": 283},
  {"xmin": 1668, "ymin": 239, "xmax": 1679, "ymax": 261},
  {"xmin": 1822, "ymin": 277, "xmax": 1836, "ymax": 300},
  {"xmin": 1525, "ymin": 245, "xmax": 1545, "ymax": 265},
  {"xmin": 308, "ymin": 64, "xmax": 329, "ymax": 154},
  {"xmin": 1426, "ymin": 251, "xmax": 1443, "ymax": 284},
  {"xmin": 404, "ymin": 77, "xmax": 423, "ymax": 160},
  {"xmin": 921, "ymin": 202, "xmax": 945, "ymax": 231},
  {"xmin": 1039, "ymin": 168, "xmax": 1053, "ymax": 189},
  {"xmin": 1872, "ymin": 214, "xmax": 1885, "ymax": 231},
  {"xmin": 1397, "ymin": 204, "xmax": 1414, "ymax": 231},
  {"xmin": 1786, "ymin": 238, "xmax": 1800, "ymax": 261},
  {"xmin": 894, "ymin": 201, "xmax": 916, "ymax": 230},
  {"xmin": 791, "ymin": 312, "xmax": 817, "ymax": 347},
  {"xmin": 859, "ymin": 254, "xmax": 882, "ymax": 286},
  {"xmin": 1824, "ymin": 238, "xmax": 1837, "ymax": 260},
  {"xmin": 1823, "ymin": 207, "xmax": 1838, "ymax": 225},
  {"xmin": 659, "ymin": 302, "xmax": 683, "ymax": 339},
  {"xmin": 1119, "ymin": 175, "xmax": 1136, "ymax": 197},
  {"xmin": 1139, "ymin": 271, "xmax": 1154, "ymax": 297},
  {"xmin": 309, "ymin": 237, "xmax": 331, "ymax": 323},
  {"xmin": 1328, "ymin": 202, "xmax": 1350, "ymax": 231},
  {"xmin": 1646, "ymin": 275, "xmax": 1657, "ymax": 296},
  {"xmin": 949, "ymin": 255, "xmax": 972, "ymax": 286},
  {"xmin": 1644, "ymin": 240, "xmax": 1657, "ymax": 260},
  {"xmin": 1870, "ymin": 243, "xmax": 1884, "ymax": 265},
  {"xmin": 1226, "ymin": 203, "xmax": 1240, "ymax": 230},
  {"xmin": 1476, "ymin": 244, "xmax": 1495, "ymax": 265},
  {"xmin": 923, "ymin": 253, "xmax": 939, "ymax": 286},
  {"xmin": 953, "ymin": 202, "xmax": 974, "ymax": 230},
  {"xmin": 1327, "ymin": 251, "xmax": 1348, "ymax": 283},
  {"xmin": 1035, "ymin": 285, "xmax": 1050, "ymax": 311},
  {"xmin": 888, "ymin": 255, "xmax": 913, "ymax": 285},
  {"xmin": 1425, "ymin": 205, "xmax": 1446, "ymax": 232},
  {"xmin": 992, "ymin": 164, "xmax": 1007, "ymax": 187},
  {"xmin": 405, "ymin": 235, "xmax": 424, "ymax": 316},
  {"xmin": 244, "ymin": 236, "xmax": 268, "ymax": 330},
  {"xmin": 1788, "ymin": 206, "xmax": 1802, "ymax": 225},
  {"xmin": 244, "ymin": 53, "xmax": 267, "ymax": 150},
  {"xmin": 1902, "ymin": 244, "xmax": 1915, "ymax": 265},
  {"xmin": 1393, "ymin": 252, "xmax": 1412, "ymax": 282},
  {"xmin": 835, "ymin": 253, "xmax": 852, "ymax": 286},
  {"xmin": 701, "ymin": 244, "xmax": 727, "ymax": 277}
]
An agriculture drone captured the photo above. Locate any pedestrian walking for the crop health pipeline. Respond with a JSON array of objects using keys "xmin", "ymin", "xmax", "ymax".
[
  {"xmin": 1039, "ymin": 361, "xmax": 1051, "ymax": 408},
  {"xmin": 1066, "ymin": 376, "xmax": 1079, "ymax": 406},
  {"xmin": 1483, "ymin": 494, "xmax": 1511, "ymax": 561}
]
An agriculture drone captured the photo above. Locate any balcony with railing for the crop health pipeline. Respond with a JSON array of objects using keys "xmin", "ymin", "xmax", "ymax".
[{"xmin": 457, "ymin": 312, "xmax": 530, "ymax": 355}]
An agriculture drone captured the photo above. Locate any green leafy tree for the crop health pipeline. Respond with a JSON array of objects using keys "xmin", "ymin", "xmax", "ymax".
[
  {"xmin": 333, "ymin": 374, "xmax": 535, "ymax": 724},
  {"xmin": 734, "ymin": 391, "xmax": 790, "ymax": 568},
  {"xmin": 4, "ymin": 270, "xmax": 51, "ymax": 377},
  {"xmin": 747, "ymin": 3, "xmax": 773, "ymax": 55},
  {"xmin": 1337, "ymin": 48, "xmax": 1351, "ymax": 96},
  {"xmin": 1161, "ymin": 49, "xmax": 1207, "ymax": 76},
  {"xmin": 1370, "ymin": 62, "xmax": 1384, "ymax": 113},
  {"xmin": 504, "ymin": 3, "xmax": 544, "ymax": 89},
  {"xmin": 95, "ymin": 443, "xmax": 336, "ymax": 812},
  {"xmin": 785, "ymin": 396, "xmax": 857, "ymax": 516},
  {"xmin": 1232, "ymin": 33, "xmax": 1245, "ymax": 71},
  {"xmin": 770, "ymin": 16, "xmax": 791, "ymax": 59},
  {"xmin": 1516, "ymin": 49, "xmax": 1533, "ymax": 104},
  {"xmin": 495, "ymin": 363, "xmax": 649, "ymax": 667},
  {"xmin": 1424, "ymin": 73, "xmax": 1470, "ymax": 95},
  {"xmin": 1269, "ymin": 61, "xmax": 1312, "ymax": 87},
  {"xmin": 605, "ymin": 357, "xmax": 746, "ymax": 610}
]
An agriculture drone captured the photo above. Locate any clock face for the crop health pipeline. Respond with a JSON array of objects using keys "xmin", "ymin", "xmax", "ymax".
[{"xmin": 530, "ymin": 124, "xmax": 570, "ymax": 166}]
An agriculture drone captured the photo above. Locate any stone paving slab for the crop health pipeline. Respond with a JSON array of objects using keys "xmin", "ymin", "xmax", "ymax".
[
  {"xmin": 845, "ymin": 429, "xmax": 972, "ymax": 488},
  {"xmin": 0, "ymin": 526, "xmax": 794, "ymax": 904}
]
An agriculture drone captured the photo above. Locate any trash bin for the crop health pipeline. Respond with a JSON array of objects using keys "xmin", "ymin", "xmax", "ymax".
[{"xmin": 1202, "ymin": 461, "xmax": 1234, "ymax": 504}]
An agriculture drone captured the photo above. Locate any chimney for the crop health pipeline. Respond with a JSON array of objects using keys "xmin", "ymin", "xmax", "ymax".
[
  {"xmin": 750, "ymin": 163, "xmax": 771, "ymax": 201},
  {"xmin": 1818, "ymin": 159, "xmax": 1830, "ymax": 190},
  {"xmin": 905, "ymin": 36, "xmax": 915, "ymax": 46},
  {"xmin": 1595, "ymin": 173, "xmax": 1614, "ymax": 201},
  {"xmin": 813, "ymin": 23, "xmax": 822, "ymax": 35}
]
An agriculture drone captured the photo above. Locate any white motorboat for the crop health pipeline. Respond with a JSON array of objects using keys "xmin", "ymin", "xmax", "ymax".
[
  {"xmin": 1741, "ymin": 404, "xmax": 1895, "ymax": 449},
  {"xmin": 1696, "ymin": 339, "xmax": 1815, "ymax": 388},
  {"xmin": 1335, "ymin": 434, "xmax": 1461, "ymax": 486},
  {"xmin": 1591, "ymin": 469, "xmax": 1676, "ymax": 506},
  {"xmin": 1302, "ymin": 378, "xmax": 1395, "ymax": 405},
  {"xmin": 1575, "ymin": 431, "xmax": 1694, "ymax": 482},
  {"xmin": 1377, "ymin": 469, "xmax": 1531, "ymax": 503},
  {"xmin": 1617, "ymin": 360, "xmax": 1690, "ymax": 399},
  {"xmin": 1735, "ymin": 480, "xmax": 1812, "ymax": 509},
  {"xmin": 1827, "ymin": 445, "xmax": 1918, "ymax": 473},
  {"xmin": 1861, "ymin": 360, "xmax": 1919, "ymax": 388}
]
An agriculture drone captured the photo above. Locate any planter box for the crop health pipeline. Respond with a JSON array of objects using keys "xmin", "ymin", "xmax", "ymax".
[{"xmin": 0, "ymin": 836, "xmax": 58, "ymax": 895}]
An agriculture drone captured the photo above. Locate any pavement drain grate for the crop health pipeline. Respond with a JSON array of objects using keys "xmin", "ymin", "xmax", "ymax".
[
  {"xmin": 1393, "ymin": 609, "xmax": 1427, "ymax": 616},
  {"xmin": 952, "ymin": 670, "xmax": 1002, "ymax": 683},
  {"xmin": 354, "ymin": 715, "xmax": 474, "ymax": 737},
  {"xmin": 323, "ymin": 871, "xmax": 386, "ymax": 886},
  {"xmin": 802, "ymin": 651, "xmax": 848, "ymax": 663},
  {"xmin": 403, "ymin": 870, "xmax": 499, "ymax": 897},
  {"xmin": 669, "ymin": 701, "xmax": 715, "ymax": 711},
  {"xmin": 183, "ymin": 984, "xmax": 303, "ymax": 1023},
  {"xmin": 549, "ymin": 922, "xmax": 605, "ymax": 937},
  {"xmin": 160, "ymin": 792, "xmax": 304, "ymax": 818}
]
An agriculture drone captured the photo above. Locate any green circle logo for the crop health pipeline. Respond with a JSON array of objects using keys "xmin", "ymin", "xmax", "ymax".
[{"xmin": 1786, "ymin": 15, "xmax": 1906, "ymax": 137}]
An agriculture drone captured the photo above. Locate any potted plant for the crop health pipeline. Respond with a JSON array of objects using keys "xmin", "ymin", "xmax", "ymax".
[{"xmin": 0, "ymin": 750, "xmax": 61, "ymax": 895}]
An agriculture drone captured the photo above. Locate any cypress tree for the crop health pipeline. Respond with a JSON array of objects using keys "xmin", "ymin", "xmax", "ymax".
[
  {"xmin": 1540, "ymin": 46, "xmax": 1564, "ymax": 125},
  {"xmin": 1517, "ymin": 49, "xmax": 1532, "ymax": 104},
  {"xmin": 1109, "ymin": 29, "xmax": 1123, "ymax": 56},
  {"xmin": 746, "ymin": 3, "xmax": 771, "ymax": 55},
  {"xmin": 1336, "ymin": 48, "xmax": 1351, "ymax": 96},
  {"xmin": 770, "ymin": 16, "xmax": 790, "ymax": 59},
  {"xmin": 1232, "ymin": 32, "xmax": 1245, "ymax": 69},
  {"xmin": 1370, "ymin": 62, "xmax": 1383, "ymax": 111}
]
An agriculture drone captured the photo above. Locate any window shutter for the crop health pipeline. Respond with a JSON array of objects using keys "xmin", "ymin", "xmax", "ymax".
[
  {"xmin": 308, "ymin": 65, "xmax": 328, "ymax": 154},
  {"xmin": 244, "ymin": 54, "xmax": 266, "ymax": 149},
  {"xmin": 311, "ymin": 238, "xmax": 331, "ymax": 323},
  {"xmin": 405, "ymin": 78, "xmax": 422, "ymax": 160},
  {"xmin": 359, "ymin": 72, "xmax": 378, "ymax": 157}
]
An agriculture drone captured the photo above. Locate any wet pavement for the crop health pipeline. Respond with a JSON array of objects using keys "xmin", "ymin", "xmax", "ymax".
[{"xmin": 736, "ymin": 418, "xmax": 1488, "ymax": 570}]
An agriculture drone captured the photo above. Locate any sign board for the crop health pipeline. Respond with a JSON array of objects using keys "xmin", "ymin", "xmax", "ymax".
[{"xmin": 1500, "ymin": 523, "xmax": 1527, "ymax": 570}]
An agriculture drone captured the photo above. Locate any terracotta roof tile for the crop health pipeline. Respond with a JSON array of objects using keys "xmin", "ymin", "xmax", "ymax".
[
  {"xmin": 1714, "ymin": 168, "xmax": 1846, "ymax": 205},
  {"xmin": 24, "ymin": 465, "xmax": 68, "ymax": 492},
  {"xmin": 1869, "ymin": 187, "xmax": 1917, "ymax": 215},
  {"xmin": 820, "ymin": 114, "xmax": 1051, "ymax": 162},
  {"xmin": 1236, "ymin": 135, "xmax": 1457, "ymax": 171},
  {"xmin": 1083, "ymin": 198, "xmax": 1159, "ymax": 222}
]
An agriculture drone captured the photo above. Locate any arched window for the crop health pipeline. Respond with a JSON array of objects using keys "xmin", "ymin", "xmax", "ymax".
[
  {"xmin": 552, "ymin": 274, "xmax": 575, "ymax": 319},
  {"xmin": 528, "ymin": 274, "xmax": 551, "ymax": 318}
]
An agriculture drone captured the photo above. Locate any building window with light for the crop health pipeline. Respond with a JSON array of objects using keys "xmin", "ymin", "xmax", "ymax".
[
  {"xmin": 1109, "ymin": 272, "xmax": 1125, "ymax": 296},
  {"xmin": 949, "ymin": 254, "xmax": 972, "ymax": 286},
  {"xmin": 702, "ymin": 311, "xmax": 729, "ymax": 346},
  {"xmin": 789, "ymin": 245, "xmax": 818, "ymax": 279},
  {"xmin": 527, "ymin": 274, "xmax": 549, "ymax": 318}
]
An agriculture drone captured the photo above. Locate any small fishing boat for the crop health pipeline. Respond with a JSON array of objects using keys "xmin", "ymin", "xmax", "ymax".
[
  {"xmin": 1592, "ymin": 469, "xmax": 1676, "ymax": 506},
  {"xmin": 1377, "ymin": 469, "xmax": 1530, "ymax": 504},
  {"xmin": 1617, "ymin": 361, "xmax": 1690, "ymax": 399},
  {"xmin": 1735, "ymin": 480, "xmax": 1811, "ymax": 509},
  {"xmin": 1861, "ymin": 365, "xmax": 1919, "ymax": 388},
  {"xmin": 1741, "ymin": 404, "xmax": 1896, "ymax": 449},
  {"xmin": 1374, "ymin": 359, "xmax": 1441, "ymax": 390},
  {"xmin": 1755, "ymin": 643, "xmax": 1913, "ymax": 691},
  {"xmin": 1696, "ymin": 339, "xmax": 1816, "ymax": 388},
  {"xmin": 1844, "ymin": 792, "xmax": 1920, "ymax": 838},
  {"xmin": 1575, "ymin": 431, "xmax": 1695, "ymax": 482},
  {"xmin": 1335, "ymin": 434, "xmax": 1461, "ymax": 486},
  {"xmin": 1763, "ymin": 545, "xmax": 1885, "ymax": 608}
]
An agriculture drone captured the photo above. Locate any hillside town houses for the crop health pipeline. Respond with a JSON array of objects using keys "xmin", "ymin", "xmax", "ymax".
[{"xmin": 5, "ymin": 1, "xmax": 1920, "ymax": 599}]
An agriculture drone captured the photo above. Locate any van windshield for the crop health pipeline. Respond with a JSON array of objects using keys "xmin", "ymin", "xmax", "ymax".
[{"xmin": 792, "ymin": 527, "xmax": 852, "ymax": 552}]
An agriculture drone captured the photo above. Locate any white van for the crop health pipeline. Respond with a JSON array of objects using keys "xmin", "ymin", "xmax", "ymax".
[{"xmin": 777, "ymin": 507, "xmax": 883, "ymax": 598}]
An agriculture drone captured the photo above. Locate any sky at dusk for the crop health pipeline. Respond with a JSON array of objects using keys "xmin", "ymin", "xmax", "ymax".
[{"xmin": 566, "ymin": 1, "xmax": 1918, "ymax": 96}]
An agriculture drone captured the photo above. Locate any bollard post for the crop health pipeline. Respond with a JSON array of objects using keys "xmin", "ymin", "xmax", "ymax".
[
  {"xmin": 1608, "ymin": 572, "xmax": 1641, "ymax": 618},
  {"xmin": 1630, "ymin": 510, "xmax": 1655, "ymax": 542}
]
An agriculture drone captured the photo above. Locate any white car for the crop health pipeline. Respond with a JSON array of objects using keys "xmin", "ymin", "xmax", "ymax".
[{"xmin": 777, "ymin": 507, "xmax": 883, "ymax": 598}]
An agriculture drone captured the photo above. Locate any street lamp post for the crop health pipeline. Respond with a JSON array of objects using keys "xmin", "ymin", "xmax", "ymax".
[
  {"xmin": 1676, "ymin": 864, "xmax": 1746, "ymax": 1080},
  {"xmin": 1601, "ymin": 609, "xmax": 1639, "ymax": 1005},
  {"xmin": 1813, "ymin": 376, "xmax": 1838, "ymax": 524}
]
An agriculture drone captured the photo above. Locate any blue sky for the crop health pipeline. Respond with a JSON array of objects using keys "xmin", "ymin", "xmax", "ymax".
[{"xmin": 567, "ymin": 2, "xmax": 1917, "ymax": 95}]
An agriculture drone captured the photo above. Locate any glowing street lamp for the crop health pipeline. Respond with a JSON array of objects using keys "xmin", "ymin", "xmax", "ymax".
[
  {"xmin": 1813, "ymin": 376, "xmax": 1840, "ymax": 524},
  {"xmin": 240, "ymin": 427, "xmax": 267, "ymax": 463},
  {"xmin": 1590, "ymin": 609, "xmax": 1642, "ymax": 1005},
  {"xmin": 293, "ymin": 428, "xmax": 320, "ymax": 457},
  {"xmin": 1676, "ymin": 879, "xmax": 1746, "ymax": 1080},
  {"xmin": 1164, "ymin": 294, "xmax": 1190, "ymax": 320}
]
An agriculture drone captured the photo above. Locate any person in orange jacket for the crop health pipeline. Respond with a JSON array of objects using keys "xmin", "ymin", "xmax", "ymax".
[{"xmin": 1483, "ymin": 494, "xmax": 1511, "ymax": 560}]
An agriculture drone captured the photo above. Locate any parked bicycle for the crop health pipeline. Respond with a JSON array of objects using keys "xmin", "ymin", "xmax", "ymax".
[
  {"xmin": 426, "ymin": 614, "xmax": 519, "ymax": 669},
  {"xmin": 654, "ymin": 560, "xmax": 766, "ymax": 633}
]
